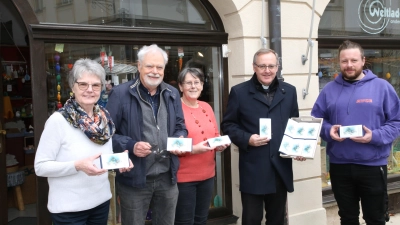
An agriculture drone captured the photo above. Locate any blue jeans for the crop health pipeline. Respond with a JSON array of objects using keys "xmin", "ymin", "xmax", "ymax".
[
  {"xmin": 117, "ymin": 178, "xmax": 179, "ymax": 225},
  {"xmin": 51, "ymin": 200, "xmax": 110, "ymax": 225},
  {"xmin": 175, "ymin": 177, "xmax": 214, "ymax": 225},
  {"xmin": 330, "ymin": 163, "xmax": 387, "ymax": 225}
]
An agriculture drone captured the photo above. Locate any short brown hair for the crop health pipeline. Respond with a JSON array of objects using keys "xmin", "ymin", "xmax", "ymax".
[
  {"xmin": 253, "ymin": 48, "xmax": 280, "ymax": 65},
  {"xmin": 338, "ymin": 40, "xmax": 364, "ymax": 58}
]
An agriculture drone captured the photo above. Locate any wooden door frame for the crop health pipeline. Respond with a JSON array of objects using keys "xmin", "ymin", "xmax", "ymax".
[
  {"xmin": 10, "ymin": 1, "xmax": 51, "ymax": 224},
  {"xmin": 0, "ymin": 56, "xmax": 7, "ymax": 225}
]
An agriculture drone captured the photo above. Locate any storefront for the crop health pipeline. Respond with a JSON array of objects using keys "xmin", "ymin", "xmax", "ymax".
[
  {"xmin": 3, "ymin": 1, "xmax": 399, "ymax": 224},
  {"xmin": 1, "ymin": 1, "xmax": 230, "ymax": 224},
  {"xmin": 318, "ymin": 0, "xmax": 400, "ymax": 213}
]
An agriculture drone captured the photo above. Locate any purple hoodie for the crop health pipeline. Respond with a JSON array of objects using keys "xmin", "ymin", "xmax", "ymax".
[{"xmin": 312, "ymin": 69, "xmax": 400, "ymax": 166}]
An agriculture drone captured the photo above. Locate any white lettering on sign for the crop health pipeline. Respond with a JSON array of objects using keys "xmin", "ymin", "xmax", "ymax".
[{"xmin": 358, "ymin": 0, "xmax": 400, "ymax": 34}]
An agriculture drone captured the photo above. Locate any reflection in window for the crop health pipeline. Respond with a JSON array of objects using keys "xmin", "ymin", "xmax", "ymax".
[
  {"xmin": 318, "ymin": 49, "xmax": 400, "ymax": 188},
  {"xmin": 57, "ymin": 0, "xmax": 73, "ymax": 7},
  {"xmin": 33, "ymin": 0, "xmax": 44, "ymax": 12},
  {"xmin": 44, "ymin": 44, "xmax": 219, "ymax": 109},
  {"xmin": 30, "ymin": 0, "xmax": 213, "ymax": 30},
  {"xmin": 319, "ymin": 0, "xmax": 400, "ymax": 37}
]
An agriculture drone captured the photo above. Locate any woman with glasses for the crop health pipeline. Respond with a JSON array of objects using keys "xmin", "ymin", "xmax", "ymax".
[
  {"xmin": 34, "ymin": 58, "xmax": 132, "ymax": 225},
  {"xmin": 174, "ymin": 67, "xmax": 230, "ymax": 225}
]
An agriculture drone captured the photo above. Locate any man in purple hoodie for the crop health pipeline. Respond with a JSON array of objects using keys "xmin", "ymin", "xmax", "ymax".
[{"xmin": 312, "ymin": 40, "xmax": 400, "ymax": 225}]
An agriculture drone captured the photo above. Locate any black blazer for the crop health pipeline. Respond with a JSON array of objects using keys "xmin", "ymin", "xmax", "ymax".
[{"xmin": 221, "ymin": 74, "xmax": 299, "ymax": 194}]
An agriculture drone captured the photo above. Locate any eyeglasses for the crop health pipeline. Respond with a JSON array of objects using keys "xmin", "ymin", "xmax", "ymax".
[
  {"xmin": 253, "ymin": 63, "xmax": 278, "ymax": 71},
  {"xmin": 152, "ymin": 149, "xmax": 170, "ymax": 159},
  {"xmin": 182, "ymin": 81, "xmax": 202, "ymax": 87},
  {"xmin": 75, "ymin": 82, "xmax": 102, "ymax": 91}
]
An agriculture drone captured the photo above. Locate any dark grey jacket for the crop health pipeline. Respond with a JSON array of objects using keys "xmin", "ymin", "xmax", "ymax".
[{"xmin": 106, "ymin": 78, "xmax": 187, "ymax": 188}]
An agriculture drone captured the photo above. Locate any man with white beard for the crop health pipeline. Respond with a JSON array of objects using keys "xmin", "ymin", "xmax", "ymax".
[{"xmin": 107, "ymin": 44, "xmax": 187, "ymax": 225}]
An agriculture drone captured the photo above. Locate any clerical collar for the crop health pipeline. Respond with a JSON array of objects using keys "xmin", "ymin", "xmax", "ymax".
[{"xmin": 262, "ymin": 85, "xmax": 269, "ymax": 90}]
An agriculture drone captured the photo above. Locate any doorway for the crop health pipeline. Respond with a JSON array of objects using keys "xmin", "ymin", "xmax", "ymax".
[{"xmin": 0, "ymin": 1, "xmax": 35, "ymax": 224}]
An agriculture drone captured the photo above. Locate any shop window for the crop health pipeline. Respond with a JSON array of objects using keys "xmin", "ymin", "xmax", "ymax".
[
  {"xmin": 29, "ymin": 0, "xmax": 213, "ymax": 30},
  {"xmin": 318, "ymin": 48, "xmax": 400, "ymax": 188},
  {"xmin": 33, "ymin": 0, "xmax": 45, "ymax": 12},
  {"xmin": 44, "ymin": 44, "xmax": 221, "ymax": 114},
  {"xmin": 1, "ymin": 44, "xmax": 33, "ymax": 165},
  {"xmin": 319, "ymin": 0, "xmax": 400, "ymax": 37},
  {"xmin": 44, "ymin": 42, "xmax": 225, "ymax": 222},
  {"xmin": 56, "ymin": 0, "xmax": 73, "ymax": 7}
]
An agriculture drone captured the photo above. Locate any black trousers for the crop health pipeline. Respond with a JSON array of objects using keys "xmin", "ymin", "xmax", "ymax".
[
  {"xmin": 241, "ymin": 174, "xmax": 287, "ymax": 225},
  {"xmin": 330, "ymin": 163, "xmax": 387, "ymax": 225}
]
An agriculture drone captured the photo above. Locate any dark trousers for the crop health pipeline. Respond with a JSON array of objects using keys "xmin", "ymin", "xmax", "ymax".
[
  {"xmin": 51, "ymin": 200, "xmax": 110, "ymax": 225},
  {"xmin": 241, "ymin": 175, "xmax": 287, "ymax": 225},
  {"xmin": 330, "ymin": 163, "xmax": 387, "ymax": 225},
  {"xmin": 174, "ymin": 177, "xmax": 214, "ymax": 225}
]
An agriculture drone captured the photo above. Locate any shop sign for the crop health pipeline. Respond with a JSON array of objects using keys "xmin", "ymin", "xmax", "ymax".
[{"xmin": 358, "ymin": 0, "xmax": 400, "ymax": 34}]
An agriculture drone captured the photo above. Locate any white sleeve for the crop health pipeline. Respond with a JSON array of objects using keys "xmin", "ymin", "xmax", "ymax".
[{"xmin": 34, "ymin": 113, "xmax": 78, "ymax": 178}]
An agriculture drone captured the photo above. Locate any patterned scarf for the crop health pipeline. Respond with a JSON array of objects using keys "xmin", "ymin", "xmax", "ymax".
[{"xmin": 58, "ymin": 97, "xmax": 115, "ymax": 145}]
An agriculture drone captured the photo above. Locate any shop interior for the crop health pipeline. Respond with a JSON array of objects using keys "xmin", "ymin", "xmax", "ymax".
[{"xmin": 1, "ymin": 2, "xmax": 37, "ymax": 223}]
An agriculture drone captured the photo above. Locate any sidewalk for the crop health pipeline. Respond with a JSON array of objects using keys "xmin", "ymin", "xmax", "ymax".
[
  {"xmin": 380, "ymin": 212, "xmax": 399, "ymax": 224},
  {"xmin": 359, "ymin": 212, "xmax": 399, "ymax": 224},
  {"xmin": 226, "ymin": 212, "xmax": 400, "ymax": 224}
]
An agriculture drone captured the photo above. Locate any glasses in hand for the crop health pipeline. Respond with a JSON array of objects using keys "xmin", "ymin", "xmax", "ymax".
[
  {"xmin": 75, "ymin": 82, "xmax": 102, "ymax": 91},
  {"xmin": 152, "ymin": 149, "xmax": 170, "ymax": 159}
]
